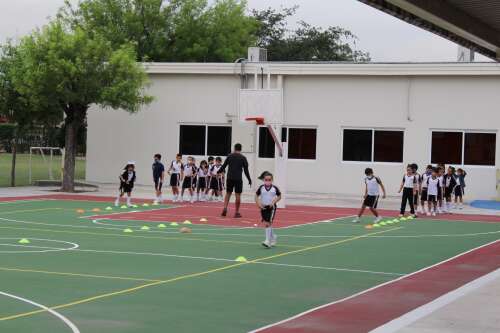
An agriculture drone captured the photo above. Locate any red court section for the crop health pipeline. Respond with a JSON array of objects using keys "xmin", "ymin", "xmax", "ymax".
[{"xmin": 254, "ymin": 240, "xmax": 500, "ymax": 333}]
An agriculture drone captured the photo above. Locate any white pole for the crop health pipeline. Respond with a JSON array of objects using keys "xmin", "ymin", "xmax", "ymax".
[
  {"xmin": 49, "ymin": 148, "xmax": 54, "ymax": 180},
  {"xmin": 254, "ymin": 70, "xmax": 258, "ymax": 90},
  {"xmin": 29, "ymin": 148, "xmax": 32, "ymax": 185},
  {"xmin": 266, "ymin": 68, "xmax": 271, "ymax": 90}
]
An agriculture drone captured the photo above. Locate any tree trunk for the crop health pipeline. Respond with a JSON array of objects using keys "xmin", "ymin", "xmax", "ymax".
[
  {"xmin": 61, "ymin": 111, "xmax": 84, "ymax": 192},
  {"xmin": 10, "ymin": 138, "xmax": 17, "ymax": 187}
]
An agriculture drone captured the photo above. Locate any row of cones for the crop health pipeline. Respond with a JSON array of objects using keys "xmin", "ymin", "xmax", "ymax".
[{"xmin": 365, "ymin": 216, "xmax": 415, "ymax": 229}]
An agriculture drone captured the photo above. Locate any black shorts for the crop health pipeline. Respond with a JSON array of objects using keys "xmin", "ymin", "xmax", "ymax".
[
  {"xmin": 454, "ymin": 186, "xmax": 463, "ymax": 197},
  {"xmin": 120, "ymin": 182, "xmax": 133, "ymax": 193},
  {"xmin": 413, "ymin": 191, "xmax": 419, "ymax": 205},
  {"xmin": 210, "ymin": 177, "xmax": 223, "ymax": 191},
  {"xmin": 427, "ymin": 194, "xmax": 437, "ymax": 203},
  {"xmin": 170, "ymin": 174, "xmax": 180, "ymax": 187},
  {"xmin": 444, "ymin": 187, "xmax": 453, "ymax": 199},
  {"xmin": 420, "ymin": 188, "xmax": 428, "ymax": 201},
  {"xmin": 182, "ymin": 177, "xmax": 194, "ymax": 189},
  {"xmin": 226, "ymin": 179, "xmax": 243, "ymax": 194},
  {"xmin": 197, "ymin": 177, "xmax": 207, "ymax": 190},
  {"xmin": 261, "ymin": 205, "xmax": 277, "ymax": 223},
  {"xmin": 154, "ymin": 179, "xmax": 163, "ymax": 191},
  {"xmin": 363, "ymin": 195, "xmax": 379, "ymax": 208}
]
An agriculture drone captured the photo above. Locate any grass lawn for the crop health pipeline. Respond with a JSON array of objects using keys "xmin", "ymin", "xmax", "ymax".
[{"xmin": 0, "ymin": 153, "xmax": 86, "ymax": 187}]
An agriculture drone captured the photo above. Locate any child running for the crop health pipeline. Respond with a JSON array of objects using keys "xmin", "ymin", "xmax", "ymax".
[
  {"xmin": 196, "ymin": 160, "xmax": 209, "ymax": 201},
  {"xmin": 152, "ymin": 154, "xmax": 165, "ymax": 204},
  {"xmin": 353, "ymin": 168, "xmax": 386, "ymax": 223},
  {"xmin": 115, "ymin": 162, "xmax": 136, "ymax": 207},
  {"xmin": 255, "ymin": 171, "xmax": 281, "ymax": 248},
  {"xmin": 168, "ymin": 154, "xmax": 184, "ymax": 202},
  {"xmin": 398, "ymin": 164, "xmax": 417, "ymax": 217}
]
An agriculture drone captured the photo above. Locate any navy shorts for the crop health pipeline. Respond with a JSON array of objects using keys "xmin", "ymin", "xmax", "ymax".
[{"xmin": 363, "ymin": 195, "xmax": 379, "ymax": 208}]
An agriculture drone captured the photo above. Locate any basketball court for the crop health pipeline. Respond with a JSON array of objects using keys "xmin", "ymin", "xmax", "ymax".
[{"xmin": 0, "ymin": 194, "xmax": 498, "ymax": 333}]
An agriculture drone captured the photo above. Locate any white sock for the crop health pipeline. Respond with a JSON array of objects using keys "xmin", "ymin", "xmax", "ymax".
[
  {"xmin": 127, "ymin": 197, "xmax": 131, "ymax": 206},
  {"xmin": 270, "ymin": 228, "xmax": 276, "ymax": 241},
  {"xmin": 115, "ymin": 197, "xmax": 120, "ymax": 205},
  {"xmin": 265, "ymin": 227, "xmax": 271, "ymax": 242}
]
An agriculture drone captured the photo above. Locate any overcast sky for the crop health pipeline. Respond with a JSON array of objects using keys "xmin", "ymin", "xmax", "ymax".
[{"xmin": 0, "ymin": 0, "xmax": 490, "ymax": 62}]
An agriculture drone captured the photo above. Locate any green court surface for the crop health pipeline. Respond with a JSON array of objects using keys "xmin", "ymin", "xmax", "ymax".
[{"xmin": 0, "ymin": 198, "xmax": 499, "ymax": 333}]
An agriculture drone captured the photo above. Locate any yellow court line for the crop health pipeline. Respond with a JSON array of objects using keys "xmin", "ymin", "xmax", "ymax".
[
  {"xmin": 0, "ymin": 208, "xmax": 63, "ymax": 215},
  {"xmin": 0, "ymin": 267, "xmax": 160, "ymax": 283},
  {"xmin": 0, "ymin": 225, "xmax": 306, "ymax": 249},
  {"xmin": 0, "ymin": 226, "xmax": 402, "ymax": 322}
]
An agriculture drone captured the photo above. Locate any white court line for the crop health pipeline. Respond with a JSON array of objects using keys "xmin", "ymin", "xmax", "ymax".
[
  {"xmin": 0, "ymin": 291, "xmax": 80, "ymax": 333},
  {"xmin": 0, "ymin": 199, "xmax": 57, "ymax": 205},
  {"xmin": 370, "ymin": 267, "xmax": 500, "ymax": 333},
  {"xmin": 249, "ymin": 239, "xmax": 500, "ymax": 333},
  {"xmin": 0, "ymin": 238, "xmax": 78, "ymax": 254},
  {"xmin": 68, "ymin": 248, "xmax": 403, "ymax": 276},
  {"xmin": 278, "ymin": 216, "xmax": 357, "ymax": 229}
]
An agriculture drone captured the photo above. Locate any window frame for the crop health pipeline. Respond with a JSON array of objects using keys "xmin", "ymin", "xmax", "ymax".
[
  {"xmin": 429, "ymin": 129, "xmax": 497, "ymax": 168},
  {"xmin": 178, "ymin": 123, "xmax": 232, "ymax": 157},
  {"xmin": 257, "ymin": 125, "xmax": 318, "ymax": 161},
  {"xmin": 341, "ymin": 127, "xmax": 405, "ymax": 164}
]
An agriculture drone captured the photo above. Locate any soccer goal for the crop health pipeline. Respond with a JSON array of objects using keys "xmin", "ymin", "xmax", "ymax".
[{"xmin": 29, "ymin": 147, "xmax": 64, "ymax": 184}]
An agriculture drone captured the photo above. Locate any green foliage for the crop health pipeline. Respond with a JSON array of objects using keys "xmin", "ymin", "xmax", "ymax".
[
  {"xmin": 0, "ymin": 123, "xmax": 16, "ymax": 149},
  {"xmin": 252, "ymin": 7, "xmax": 370, "ymax": 62}
]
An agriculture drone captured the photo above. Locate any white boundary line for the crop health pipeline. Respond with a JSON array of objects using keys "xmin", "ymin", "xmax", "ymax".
[
  {"xmin": 0, "ymin": 291, "xmax": 80, "ymax": 333},
  {"xmin": 370, "ymin": 267, "xmax": 500, "ymax": 333},
  {"xmin": 0, "ymin": 238, "xmax": 78, "ymax": 254},
  {"xmin": 249, "ymin": 239, "xmax": 500, "ymax": 333}
]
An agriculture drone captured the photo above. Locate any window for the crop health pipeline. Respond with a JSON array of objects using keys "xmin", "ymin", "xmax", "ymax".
[
  {"xmin": 258, "ymin": 127, "xmax": 275, "ymax": 158},
  {"xmin": 464, "ymin": 133, "xmax": 496, "ymax": 165},
  {"xmin": 207, "ymin": 126, "xmax": 232, "ymax": 156},
  {"xmin": 342, "ymin": 129, "xmax": 404, "ymax": 163},
  {"xmin": 288, "ymin": 128, "xmax": 317, "ymax": 159},
  {"xmin": 179, "ymin": 125, "xmax": 205, "ymax": 155},
  {"xmin": 258, "ymin": 126, "xmax": 317, "ymax": 159},
  {"xmin": 179, "ymin": 125, "xmax": 231, "ymax": 156},
  {"xmin": 431, "ymin": 131, "xmax": 496, "ymax": 166}
]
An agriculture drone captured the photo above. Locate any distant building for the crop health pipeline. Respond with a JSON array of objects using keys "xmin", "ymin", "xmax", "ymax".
[{"xmin": 86, "ymin": 62, "xmax": 500, "ymax": 200}]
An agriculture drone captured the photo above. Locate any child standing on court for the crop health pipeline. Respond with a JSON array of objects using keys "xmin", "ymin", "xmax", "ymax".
[
  {"xmin": 398, "ymin": 165, "xmax": 417, "ymax": 217},
  {"xmin": 419, "ymin": 164, "xmax": 433, "ymax": 214},
  {"xmin": 255, "ymin": 171, "xmax": 281, "ymax": 248},
  {"xmin": 443, "ymin": 166, "xmax": 457, "ymax": 213},
  {"xmin": 152, "ymin": 154, "xmax": 165, "ymax": 204},
  {"xmin": 115, "ymin": 162, "xmax": 136, "ymax": 207},
  {"xmin": 454, "ymin": 168, "xmax": 467, "ymax": 209},
  {"xmin": 437, "ymin": 165, "xmax": 445, "ymax": 213},
  {"xmin": 196, "ymin": 160, "xmax": 209, "ymax": 201},
  {"xmin": 168, "ymin": 154, "xmax": 184, "ymax": 202},
  {"xmin": 181, "ymin": 156, "xmax": 197, "ymax": 203},
  {"xmin": 411, "ymin": 164, "xmax": 422, "ymax": 214},
  {"xmin": 426, "ymin": 167, "xmax": 440, "ymax": 216},
  {"xmin": 353, "ymin": 168, "xmax": 386, "ymax": 224}
]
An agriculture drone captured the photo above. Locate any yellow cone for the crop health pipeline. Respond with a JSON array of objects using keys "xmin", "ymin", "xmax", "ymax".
[
  {"xmin": 120, "ymin": 205, "xmax": 128, "ymax": 209},
  {"xmin": 170, "ymin": 222, "xmax": 179, "ymax": 226},
  {"xmin": 140, "ymin": 226, "xmax": 150, "ymax": 231},
  {"xmin": 123, "ymin": 228, "xmax": 133, "ymax": 233},
  {"xmin": 158, "ymin": 224, "xmax": 166, "ymax": 228},
  {"xmin": 143, "ymin": 203, "xmax": 150, "ymax": 207},
  {"xmin": 105, "ymin": 207, "xmax": 113, "ymax": 211},
  {"xmin": 183, "ymin": 220, "xmax": 192, "ymax": 225},
  {"xmin": 76, "ymin": 209, "xmax": 85, "ymax": 214},
  {"xmin": 235, "ymin": 256, "xmax": 248, "ymax": 262},
  {"xmin": 18, "ymin": 238, "xmax": 30, "ymax": 244}
]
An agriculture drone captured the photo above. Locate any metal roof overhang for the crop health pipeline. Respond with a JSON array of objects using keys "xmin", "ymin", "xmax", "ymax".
[{"xmin": 358, "ymin": 0, "xmax": 500, "ymax": 61}]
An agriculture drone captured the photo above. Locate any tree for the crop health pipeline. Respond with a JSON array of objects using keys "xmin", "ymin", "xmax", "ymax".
[
  {"xmin": 252, "ymin": 7, "xmax": 370, "ymax": 62},
  {"xmin": 10, "ymin": 22, "xmax": 153, "ymax": 192},
  {"xmin": 60, "ymin": 0, "xmax": 258, "ymax": 62}
]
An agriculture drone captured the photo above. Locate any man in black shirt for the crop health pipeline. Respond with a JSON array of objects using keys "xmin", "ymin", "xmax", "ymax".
[{"xmin": 218, "ymin": 143, "xmax": 252, "ymax": 218}]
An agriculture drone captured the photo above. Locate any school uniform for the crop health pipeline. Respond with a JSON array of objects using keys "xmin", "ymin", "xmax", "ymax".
[
  {"xmin": 413, "ymin": 172, "xmax": 421, "ymax": 205},
  {"xmin": 420, "ymin": 172, "xmax": 431, "ymax": 201},
  {"xmin": 426, "ymin": 177, "xmax": 440, "ymax": 203},
  {"xmin": 438, "ymin": 175, "xmax": 445, "ymax": 201},
  {"xmin": 454, "ymin": 173, "xmax": 466, "ymax": 197},
  {"xmin": 169, "ymin": 161, "xmax": 183, "ymax": 187},
  {"xmin": 209, "ymin": 165, "xmax": 223, "ymax": 191},
  {"xmin": 363, "ymin": 176, "xmax": 382, "ymax": 208},
  {"xmin": 443, "ymin": 174, "xmax": 457, "ymax": 199},
  {"xmin": 400, "ymin": 174, "xmax": 416, "ymax": 215},
  {"xmin": 182, "ymin": 164, "xmax": 197, "ymax": 189},
  {"xmin": 119, "ymin": 170, "xmax": 136, "ymax": 193},
  {"xmin": 197, "ymin": 167, "xmax": 208, "ymax": 190},
  {"xmin": 256, "ymin": 184, "xmax": 281, "ymax": 223}
]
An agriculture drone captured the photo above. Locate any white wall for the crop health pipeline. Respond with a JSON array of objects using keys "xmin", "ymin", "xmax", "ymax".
[{"xmin": 87, "ymin": 70, "xmax": 500, "ymax": 200}]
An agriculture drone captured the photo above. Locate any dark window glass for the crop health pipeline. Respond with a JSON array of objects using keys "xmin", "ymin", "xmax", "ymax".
[
  {"xmin": 281, "ymin": 127, "xmax": 288, "ymax": 143},
  {"xmin": 431, "ymin": 132, "xmax": 462, "ymax": 164},
  {"xmin": 374, "ymin": 131, "xmax": 404, "ymax": 162},
  {"xmin": 179, "ymin": 125, "xmax": 205, "ymax": 155},
  {"xmin": 288, "ymin": 128, "xmax": 316, "ymax": 159},
  {"xmin": 343, "ymin": 129, "xmax": 372, "ymax": 161},
  {"xmin": 258, "ymin": 127, "xmax": 275, "ymax": 158},
  {"xmin": 207, "ymin": 126, "xmax": 232, "ymax": 156},
  {"xmin": 464, "ymin": 133, "xmax": 496, "ymax": 165}
]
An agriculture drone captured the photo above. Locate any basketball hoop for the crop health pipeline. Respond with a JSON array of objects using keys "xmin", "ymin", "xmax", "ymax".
[{"xmin": 245, "ymin": 117, "xmax": 265, "ymax": 125}]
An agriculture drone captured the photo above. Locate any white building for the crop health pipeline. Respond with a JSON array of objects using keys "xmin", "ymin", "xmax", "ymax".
[{"xmin": 86, "ymin": 62, "xmax": 500, "ymax": 200}]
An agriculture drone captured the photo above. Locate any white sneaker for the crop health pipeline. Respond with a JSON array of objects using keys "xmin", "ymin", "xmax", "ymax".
[
  {"xmin": 432, "ymin": 212, "xmax": 436, "ymax": 216},
  {"xmin": 114, "ymin": 199, "xmax": 119, "ymax": 207},
  {"xmin": 270, "ymin": 239, "xmax": 277, "ymax": 247},
  {"xmin": 352, "ymin": 217, "xmax": 360, "ymax": 223},
  {"xmin": 374, "ymin": 216, "xmax": 382, "ymax": 223},
  {"xmin": 153, "ymin": 199, "xmax": 159, "ymax": 205},
  {"xmin": 417, "ymin": 207, "xmax": 423, "ymax": 214},
  {"xmin": 426, "ymin": 212, "xmax": 431, "ymax": 216},
  {"xmin": 262, "ymin": 240, "xmax": 271, "ymax": 248},
  {"xmin": 399, "ymin": 214, "xmax": 404, "ymax": 217},
  {"xmin": 437, "ymin": 208, "xmax": 442, "ymax": 214},
  {"xmin": 190, "ymin": 197, "xmax": 195, "ymax": 203}
]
